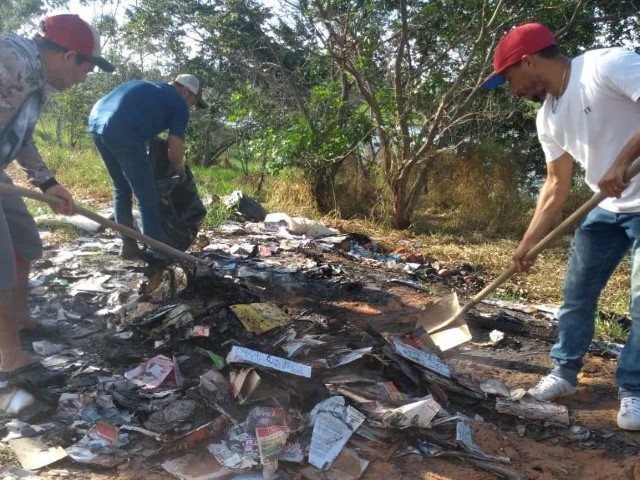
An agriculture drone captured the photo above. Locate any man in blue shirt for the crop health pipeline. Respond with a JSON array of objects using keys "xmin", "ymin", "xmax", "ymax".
[{"xmin": 88, "ymin": 74, "xmax": 207, "ymax": 260}]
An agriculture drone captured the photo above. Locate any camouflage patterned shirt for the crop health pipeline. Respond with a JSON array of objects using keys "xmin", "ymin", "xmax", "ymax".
[{"xmin": 0, "ymin": 34, "xmax": 54, "ymax": 188}]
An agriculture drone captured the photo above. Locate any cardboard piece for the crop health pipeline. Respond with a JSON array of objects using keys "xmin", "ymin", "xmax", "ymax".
[
  {"xmin": 230, "ymin": 303, "xmax": 292, "ymax": 333},
  {"xmin": 226, "ymin": 346, "xmax": 312, "ymax": 378},
  {"xmin": 230, "ymin": 368, "xmax": 262, "ymax": 404},
  {"xmin": 495, "ymin": 397, "xmax": 570, "ymax": 426},
  {"xmin": 456, "ymin": 420, "xmax": 511, "ymax": 463},
  {"xmin": 331, "ymin": 380, "xmax": 406, "ymax": 407},
  {"xmin": 8, "ymin": 437, "xmax": 68, "ymax": 470}
]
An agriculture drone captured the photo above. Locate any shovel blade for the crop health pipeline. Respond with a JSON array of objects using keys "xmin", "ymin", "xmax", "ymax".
[{"xmin": 417, "ymin": 293, "xmax": 472, "ymax": 351}]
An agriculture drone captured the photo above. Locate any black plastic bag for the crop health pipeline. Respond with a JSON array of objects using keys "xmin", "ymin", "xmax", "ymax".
[{"xmin": 149, "ymin": 138, "xmax": 206, "ymax": 251}]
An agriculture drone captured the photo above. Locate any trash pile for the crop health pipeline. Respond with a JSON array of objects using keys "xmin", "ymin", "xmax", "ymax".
[{"xmin": 0, "ymin": 213, "xmax": 627, "ymax": 480}]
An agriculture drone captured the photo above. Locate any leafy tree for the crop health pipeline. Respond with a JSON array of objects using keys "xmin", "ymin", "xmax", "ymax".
[
  {"xmin": 125, "ymin": 0, "xmax": 374, "ymax": 211},
  {"xmin": 302, "ymin": 0, "xmax": 639, "ymax": 228},
  {"xmin": 0, "ymin": 0, "xmax": 68, "ymax": 34},
  {"xmin": 123, "ymin": 0, "xmax": 640, "ymax": 227},
  {"xmin": 42, "ymin": 0, "xmax": 159, "ymax": 150}
]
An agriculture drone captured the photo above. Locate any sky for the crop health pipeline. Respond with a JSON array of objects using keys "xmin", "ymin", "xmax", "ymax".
[{"xmin": 48, "ymin": 0, "xmax": 130, "ymax": 22}]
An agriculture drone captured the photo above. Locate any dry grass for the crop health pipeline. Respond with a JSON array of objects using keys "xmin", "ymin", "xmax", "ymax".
[
  {"xmin": 264, "ymin": 174, "xmax": 322, "ymax": 219},
  {"xmin": 6, "ymin": 146, "xmax": 630, "ymax": 321},
  {"xmin": 263, "ymin": 164, "xmax": 631, "ymax": 317},
  {"xmin": 314, "ymin": 209, "xmax": 631, "ymax": 321}
]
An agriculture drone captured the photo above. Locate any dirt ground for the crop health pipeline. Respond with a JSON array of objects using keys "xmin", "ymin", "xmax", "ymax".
[
  {"xmin": 7, "ymin": 228, "xmax": 640, "ymax": 480},
  {"xmin": 264, "ymin": 259, "xmax": 640, "ymax": 480}
]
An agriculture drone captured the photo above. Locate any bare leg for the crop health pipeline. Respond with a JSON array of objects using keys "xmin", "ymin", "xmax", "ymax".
[
  {"xmin": 0, "ymin": 288, "xmax": 35, "ymax": 371},
  {"xmin": 15, "ymin": 258, "xmax": 36, "ymax": 330}
]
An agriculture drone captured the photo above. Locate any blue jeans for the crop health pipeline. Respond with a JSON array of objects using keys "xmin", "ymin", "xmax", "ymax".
[
  {"xmin": 91, "ymin": 132, "xmax": 167, "ymax": 243},
  {"xmin": 550, "ymin": 207, "xmax": 640, "ymax": 398}
]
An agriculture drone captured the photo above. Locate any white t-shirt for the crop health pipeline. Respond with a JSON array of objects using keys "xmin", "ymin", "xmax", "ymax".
[{"xmin": 537, "ymin": 47, "xmax": 640, "ymax": 213}]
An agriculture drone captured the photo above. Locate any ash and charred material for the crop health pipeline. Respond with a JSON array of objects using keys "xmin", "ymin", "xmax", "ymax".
[{"xmin": 1, "ymin": 221, "xmax": 633, "ymax": 479}]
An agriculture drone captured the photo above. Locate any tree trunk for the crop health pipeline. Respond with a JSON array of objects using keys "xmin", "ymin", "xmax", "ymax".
[
  {"xmin": 390, "ymin": 168, "xmax": 413, "ymax": 230},
  {"xmin": 392, "ymin": 194, "xmax": 412, "ymax": 230},
  {"xmin": 310, "ymin": 160, "xmax": 344, "ymax": 214}
]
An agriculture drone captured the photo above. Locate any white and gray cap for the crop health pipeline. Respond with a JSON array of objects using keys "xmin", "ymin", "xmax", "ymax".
[{"xmin": 174, "ymin": 74, "xmax": 207, "ymax": 108}]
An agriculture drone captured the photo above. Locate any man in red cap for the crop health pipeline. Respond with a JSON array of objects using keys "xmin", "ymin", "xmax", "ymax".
[
  {"xmin": 0, "ymin": 14, "xmax": 114, "ymax": 384},
  {"xmin": 484, "ymin": 23, "xmax": 640, "ymax": 430}
]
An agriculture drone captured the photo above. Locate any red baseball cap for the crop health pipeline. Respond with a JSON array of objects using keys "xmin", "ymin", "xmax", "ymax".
[
  {"xmin": 482, "ymin": 23, "xmax": 556, "ymax": 89},
  {"xmin": 40, "ymin": 14, "xmax": 115, "ymax": 73}
]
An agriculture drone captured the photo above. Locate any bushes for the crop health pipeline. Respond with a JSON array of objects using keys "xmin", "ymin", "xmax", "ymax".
[{"xmin": 415, "ymin": 144, "xmax": 535, "ymax": 236}]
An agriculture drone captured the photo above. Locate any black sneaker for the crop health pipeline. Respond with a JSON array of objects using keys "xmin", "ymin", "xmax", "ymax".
[{"xmin": 138, "ymin": 247, "xmax": 170, "ymax": 268}]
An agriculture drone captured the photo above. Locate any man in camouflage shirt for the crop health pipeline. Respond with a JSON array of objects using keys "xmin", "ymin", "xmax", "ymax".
[{"xmin": 0, "ymin": 14, "xmax": 113, "ymax": 381}]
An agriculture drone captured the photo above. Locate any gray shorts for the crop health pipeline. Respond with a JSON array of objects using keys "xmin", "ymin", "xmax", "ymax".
[{"xmin": 0, "ymin": 171, "xmax": 42, "ymax": 290}]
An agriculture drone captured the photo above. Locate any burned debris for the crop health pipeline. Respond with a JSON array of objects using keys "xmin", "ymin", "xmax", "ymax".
[{"xmin": 0, "ymin": 214, "xmax": 635, "ymax": 479}]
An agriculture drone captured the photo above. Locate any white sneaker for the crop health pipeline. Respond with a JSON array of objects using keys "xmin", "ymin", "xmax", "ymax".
[
  {"xmin": 527, "ymin": 374, "xmax": 577, "ymax": 401},
  {"xmin": 617, "ymin": 397, "xmax": 640, "ymax": 430}
]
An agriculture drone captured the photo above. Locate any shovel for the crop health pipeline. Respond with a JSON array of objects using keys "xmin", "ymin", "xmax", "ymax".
[
  {"xmin": 425, "ymin": 158, "xmax": 640, "ymax": 336},
  {"xmin": 0, "ymin": 181, "xmax": 210, "ymax": 267}
]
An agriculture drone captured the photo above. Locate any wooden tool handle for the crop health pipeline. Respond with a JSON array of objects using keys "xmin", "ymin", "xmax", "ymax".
[
  {"xmin": 0, "ymin": 181, "xmax": 209, "ymax": 266},
  {"xmin": 430, "ymin": 157, "xmax": 640, "ymax": 332}
]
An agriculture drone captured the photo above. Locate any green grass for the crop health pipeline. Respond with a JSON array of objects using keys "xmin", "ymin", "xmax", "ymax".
[{"xmin": 595, "ymin": 312, "xmax": 630, "ymax": 343}]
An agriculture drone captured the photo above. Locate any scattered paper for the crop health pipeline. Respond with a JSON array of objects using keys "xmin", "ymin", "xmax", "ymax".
[
  {"xmin": 208, "ymin": 442, "xmax": 257, "ymax": 470},
  {"xmin": 380, "ymin": 396, "xmax": 441, "ymax": 429},
  {"xmin": 189, "ymin": 325, "xmax": 211, "ymax": 337},
  {"xmin": 70, "ymin": 274, "xmax": 111, "ymax": 294},
  {"xmin": 326, "ymin": 347, "xmax": 373, "ymax": 368},
  {"xmin": 308, "ymin": 397, "xmax": 365, "ymax": 470},
  {"xmin": 32, "ymin": 340, "xmax": 64, "ymax": 356},
  {"xmin": 391, "ymin": 337, "xmax": 451, "ymax": 378},
  {"xmin": 230, "ymin": 303, "xmax": 292, "ymax": 333},
  {"xmin": 0, "ymin": 464, "xmax": 40, "ymax": 479},
  {"xmin": 489, "ymin": 330, "xmax": 505, "ymax": 344},
  {"xmin": 124, "ymin": 355, "xmax": 183, "ymax": 389},
  {"xmin": 482, "ymin": 298, "xmax": 537, "ymax": 314},
  {"xmin": 279, "ymin": 441, "xmax": 304, "ymax": 463},
  {"xmin": 480, "ymin": 379, "xmax": 511, "ymax": 397},
  {"xmin": 281, "ymin": 337, "xmax": 327, "ymax": 358}
]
